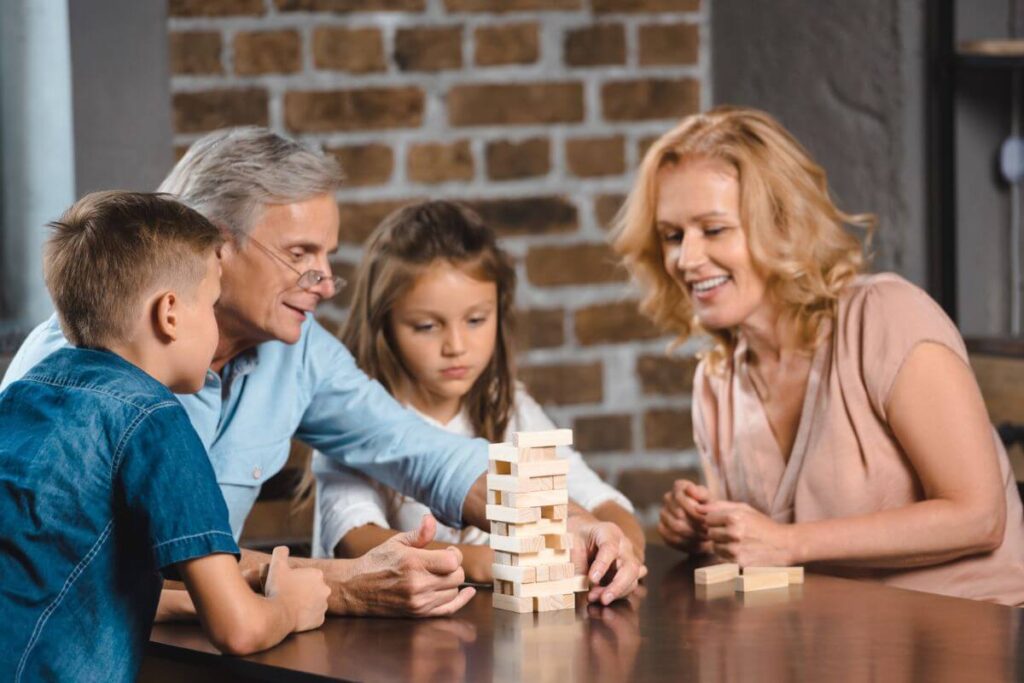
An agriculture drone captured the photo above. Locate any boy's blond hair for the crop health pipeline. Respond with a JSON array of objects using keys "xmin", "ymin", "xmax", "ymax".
[{"xmin": 43, "ymin": 191, "xmax": 224, "ymax": 348}]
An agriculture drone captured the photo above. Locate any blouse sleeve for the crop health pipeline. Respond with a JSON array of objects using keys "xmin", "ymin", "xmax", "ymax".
[
  {"xmin": 311, "ymin": 450, "xmax": 391, "ymax": 559},
  {"xmin": 510, "ymin": 387, "xmax": 635, "ymax": 513},
  {"xmin": 842, "ymin": 275, "xmax": 969, "ymax": 423}
]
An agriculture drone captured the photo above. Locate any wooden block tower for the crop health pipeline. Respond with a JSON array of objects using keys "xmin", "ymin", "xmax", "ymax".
[{"xmin": 486, "ymin": 429, "xmax": 588, "ymax": 612}]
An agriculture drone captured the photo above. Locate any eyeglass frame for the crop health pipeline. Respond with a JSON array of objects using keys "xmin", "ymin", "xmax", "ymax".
[{"xmin": 244, "ymin": 235, "xmax": 346, "ymax": 297}]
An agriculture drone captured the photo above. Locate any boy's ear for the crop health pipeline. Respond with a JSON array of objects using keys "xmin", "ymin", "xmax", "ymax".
[{"xmin": 153, "ymin": 291, "xmax": 179, "ymax": 343}]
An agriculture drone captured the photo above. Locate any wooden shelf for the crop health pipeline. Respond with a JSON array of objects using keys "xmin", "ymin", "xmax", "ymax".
[{"xmin": 957, "ymin": 39, "xmax": 1024, "ymax": 69}]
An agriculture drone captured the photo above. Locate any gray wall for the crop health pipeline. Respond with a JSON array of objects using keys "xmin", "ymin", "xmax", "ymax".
[{"xmin": 711, "ymin": 0, "xmax": 928, "ymax": 286}]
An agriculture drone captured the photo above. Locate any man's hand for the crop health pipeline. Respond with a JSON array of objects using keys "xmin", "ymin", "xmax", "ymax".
[
  {"xmin": 569, "ymin": 512, "xmax": 645, "ymax": 605},
  {"xmin": 328, "ymin": 515, "xmax": 476, "ymax": 617}
]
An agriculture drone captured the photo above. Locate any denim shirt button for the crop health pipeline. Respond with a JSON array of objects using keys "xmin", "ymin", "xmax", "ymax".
[{"xmin": 252, "ymin": 466, "xmax": 262, "ymax": 480}]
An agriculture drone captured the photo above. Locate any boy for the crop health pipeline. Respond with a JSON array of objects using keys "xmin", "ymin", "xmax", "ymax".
[{"xmin": 0, "ymin": 192, "xmax": 330, "ymax": 682}]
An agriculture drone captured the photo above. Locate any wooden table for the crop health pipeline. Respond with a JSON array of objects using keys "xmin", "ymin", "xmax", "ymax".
[{"xmin": 142, "ymin": 546, "xmax": 1023, "ymax": 682}]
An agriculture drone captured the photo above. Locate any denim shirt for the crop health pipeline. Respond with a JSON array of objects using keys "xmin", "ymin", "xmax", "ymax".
[
  {"xmin": 2, "ymin": 315, "xmax": 489, "ymax": 539},
  {"xmin": 0, "ymin": 348, "xmax": 238, "ymax": 683}
]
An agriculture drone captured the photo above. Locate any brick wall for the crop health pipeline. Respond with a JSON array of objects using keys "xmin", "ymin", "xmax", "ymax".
[{"xmin": 168, "ymin": 0, "xmax": 709, "ymax": 530}]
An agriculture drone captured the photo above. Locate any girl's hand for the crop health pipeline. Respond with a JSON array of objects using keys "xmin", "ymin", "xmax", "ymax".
[
  {"xmin": 700, "ymin": 501, "xmax": 796, "ymax": 567},
  {"xmin": 657, "ymin": 479, "xmax": 712, "ymax": 552}
]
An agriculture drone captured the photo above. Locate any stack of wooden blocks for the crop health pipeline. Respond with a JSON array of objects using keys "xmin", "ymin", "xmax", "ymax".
[{"xmin": 486, "ymin": 429, "xmax": 588, "ymax": 613}]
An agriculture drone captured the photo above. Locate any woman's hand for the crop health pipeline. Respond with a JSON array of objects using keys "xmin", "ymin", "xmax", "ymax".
[
  {"xmin": 657, "ymin": 479, "xmax": 712, "ymax": 553},
  {"xmin": 701, "ymin": 501, "xmax": 796, "ymax": 566}
]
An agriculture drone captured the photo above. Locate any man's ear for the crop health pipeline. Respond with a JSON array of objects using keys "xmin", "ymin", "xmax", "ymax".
[{"xmin": 153, "ymin": 291, "xmax": 178, "ymax": 343}]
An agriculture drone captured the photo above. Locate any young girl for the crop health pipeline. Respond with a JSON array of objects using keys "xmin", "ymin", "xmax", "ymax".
[{"xmin": 310, "ymin": 200, "xmax": 643, "ymax": 583}]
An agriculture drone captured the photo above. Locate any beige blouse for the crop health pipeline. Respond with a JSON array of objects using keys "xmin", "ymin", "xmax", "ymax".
[{"xmin": 693, "ymin": 273, "xmax": 1024, "ymax": 605}]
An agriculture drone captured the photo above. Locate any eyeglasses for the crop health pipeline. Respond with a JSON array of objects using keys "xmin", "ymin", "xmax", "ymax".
[{"xmin": 246, "ymin": 236, "xmax": 346, "ymax": 297}]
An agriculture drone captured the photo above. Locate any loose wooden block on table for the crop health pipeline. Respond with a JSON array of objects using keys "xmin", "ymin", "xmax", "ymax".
[
  {"xmin": 694, "ymin": 563, "xmax": 739, "ymax": 585},
  {"xmin": 735, "ymin": 571, "xmax": 789, "ymax": 592},
  {"xmin": 744, "ymin": 566, "xmax": 804, "ymax": 584},
  {"xmin": 512, "ymin": 429, "xmax": 573, "ymax": 448}
]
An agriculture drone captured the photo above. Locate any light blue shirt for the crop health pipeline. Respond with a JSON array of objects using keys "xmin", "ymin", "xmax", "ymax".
[{"xmin": 1, "ymin": 315, "xmax": 488, "ymax": 539}]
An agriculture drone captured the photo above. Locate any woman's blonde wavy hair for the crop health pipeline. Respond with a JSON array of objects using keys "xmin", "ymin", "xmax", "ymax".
[{"xmin": 612, "ymin": 106, "xmax": 875, "ymax": 371}]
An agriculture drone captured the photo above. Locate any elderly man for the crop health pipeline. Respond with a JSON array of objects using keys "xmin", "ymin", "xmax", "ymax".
[{"xmin": 2, "ymin": 127, "xmax": 643, "ymax": 617}]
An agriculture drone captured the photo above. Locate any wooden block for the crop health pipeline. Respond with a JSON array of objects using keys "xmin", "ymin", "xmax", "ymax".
[
  {"xmin": 504, "ymin": 519, "xmax": 567, "ymax": 538},
  {"xmin": 505, "ymin": 489, "xmax": 568, "ymax": 508},
  {"xmin": 744, "ymin": 566, "xmax": 804, "ymax": 584},
  {"xmin": 494, "ymin": 579, "xmax": 512, "ymax": 595},
  {"xmin": 486, "ymin": 474, "xmax": 552, "ymax": 493},
  {"xmin": 487, "ymin": 489, "xmax": 501, "ymax": 505},
  {"xmin": 493, "ymin": 593, "xmax": 533, "ymax": 613},
  {"xmin": 552, "ymin": 475, "xmax": 566, "ymax": 488},
  {"xmin": 493, "ymin": 564, "xmax": 536, "ymax": 583},
  {"xmin": 513, "ymin": 575, "xmax": 588, "ymax": 598},
  {"xmin": 489, "ymin": 443, "xmax": 556, "ymax": 463},
  {"xmin": 510, "ymin": 549, "xmax": 571, "ymax": 567},
  {"xmin": 490, "ymin": 535, "xmax": 545, "ymax": 554},
  {"xmin": 486, "ymin": 505, "xmax": 540, "ymax": 524},
  {"xmin": 544, "ymin": 533, "xmax": 572, "ymax": 551},
  {"xmin": 694, "ymin": 563, "xmax": 739, "ymax": 585},
  {"xmin": 488, "ymin": 460, "xmax": 512, "ymax": 475},
  {"xmin": 494, "ymin": 551, "xmax": 513, "ymax": 565},
  {"xmin": 541, "ymin": 504, "xmax": 567, "ymax": 520},
  {"xmin": 548, "ymin": 563, "xmax": 575, "ymax": 581},
  {"xmin": 511, "ymin": 459, "xmax": 569, "ymax": 478},
  {"xmin": 490, "ymin": 521, "xmax": 508, "ymax": 536},
  {"xmin": 513, "ymin": 429, "xmax": 573, "ymax": 448},
  {"xmin": 735, "ymin": 571, "xmax": 789, "ymax": 593},
  {"xmin": 535, "ymin": 564, "xmax": 550, "ymax": 582},
  {"xmin": 535, "ymin": 593, "xmax": 574, "ymax": 612}
]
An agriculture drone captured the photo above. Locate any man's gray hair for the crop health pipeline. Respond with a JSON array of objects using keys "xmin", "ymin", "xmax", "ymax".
[{"xmin": 158, "ymin": 127, "xmax": 344, "ymax": 240}]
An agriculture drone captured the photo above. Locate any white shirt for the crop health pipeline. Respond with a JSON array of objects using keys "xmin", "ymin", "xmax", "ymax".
[{"xmin": 311, "ymin": 385, "xmax": 634, "ymax": 558}]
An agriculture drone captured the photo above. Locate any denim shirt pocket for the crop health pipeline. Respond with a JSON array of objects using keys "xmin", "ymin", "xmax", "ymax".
[{"xmin": 210, "ymin": 437, "xmax": 292, "ymax": 488}]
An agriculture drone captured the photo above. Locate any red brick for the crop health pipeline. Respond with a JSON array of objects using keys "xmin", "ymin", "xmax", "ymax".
[
  {"xmin": 594, "ymin": 194, "xmax": 625, "ymax": 230},
  {"xmin": 573, "ymin": 414, "xmax": 632, "ymax": 452},
  {"xmin": 593, "ymin": 0, "xmax": 699, "ymax": 12},
  {"xmin": 394, "ymin": 26, "xmax": 463, "ymax": 72},
  {"xmin": 519, "ymin": 362, "xmax": 602, "ymax": 406},
  {"xmin": 173, "ymin": 89, "xmax": 268, "ymax": 134},
  {"xmin": 325, "ymin": 144, "xmax": 394, "ymax": 186},
  {"xmin": 643, "ymin": 409, "xmax": 695, "ymax": 450},
  {"xmin": 574, "ymin": 301, "xmax": 661, "ymax": 346},
  {"xmin": 276, "ymin": 0, "xmax": 425, "ymax": 10},
  {"xmin": 565, "ymin": 135, "xmax": 625, "ymax": 177},
  {"xmin": 338, "ymin": 199, "xmax": 423, "ymax": 244},
  {"xmin": 485, "ymin": 138, "xmax": 550, "ymax": 180},
  {"xmin": 234, "ymin": 30, "xmax": 301, "ymax": 75},
  {"xmin": 515, "ymin": 308, "xmax": 565, "ymax": 350},
  {"xmin": 638, "ymin": 134, "xmax": 660, "ymax": 159},
  {"xmin": 313, "ymin": 27, "xmax": 386, "ymax": 73},
  {"xmin": 407, "ymin": 140, "xmax": 473, "ymax": 184},
  {"xmin": 564, "ymin": 24, "xmax": 625, "ymax": 67},
  {"xmin": 285, "ymin": 87, "xmax": 424, "ymax": 132},
  {"xmin": 475, "ymin": 23, "xmax": 539, "ymax": 66},
  {"xmin": 445, "ymin": 0, "xmax": 579, "ymax": 10},
  {"xmin": 525, "ymin": 243, "xmax": 627, "ymax": 286},
  {"xmin": 449, "ymin": 83, "xmax": 583, "ymax": 126},
  {"xmin": 470, "ymin": 197, "xmax": 577, "ymax": 236},
  {"xmin": 602, "ymin": 78, "xmax": 700, "ymax": 121},
  {"xmin": 169, "ymin": 32, "xmax": 222, "ymax": 76},
  {"xmin": 637, "ymin": 354, "xmax": 699, "ymax": 395},
  {"xmin": 170, "ymin": 0, "xmax": 264, "ymax": 16},
  {"xmin": 616, "ymin": 467, "xmax": 701, "ymax": 509},
  {"xmin": 638, "ymin": 22, "xmax": 698, "ymax": 65}
]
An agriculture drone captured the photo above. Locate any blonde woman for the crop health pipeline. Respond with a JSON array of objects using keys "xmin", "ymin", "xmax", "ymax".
[{"xmin": 614, "ymin": 106, "xmax": 1024, "ymax": 605}]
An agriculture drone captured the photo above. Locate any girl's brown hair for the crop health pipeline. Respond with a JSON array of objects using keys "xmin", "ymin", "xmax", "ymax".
[{"xmin": 612, "ymin": 106, "xmax": 875, "ymax": 370}]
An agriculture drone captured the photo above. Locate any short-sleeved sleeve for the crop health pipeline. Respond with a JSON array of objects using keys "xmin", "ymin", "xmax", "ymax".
[
  {"xmin": 510, "ymin": 387, "xmax": 634, "ymax": 513},
  {"xmin": 840, "ymin": 275, "xmax": 968, "ymax": 422},
  {"xmin": 117, "ymin": 402, "xmax": 238, "ymax": 577},
  {"xmin": 311, "ymin": 451, "xmax": 391, "ymax": 558}
]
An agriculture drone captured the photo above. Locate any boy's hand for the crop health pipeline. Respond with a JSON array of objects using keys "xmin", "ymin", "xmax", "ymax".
[
  {"xmin": 264, "ymin": 546, "xmax": 331, "ymax": 633},
  {"xmin": 331, "ymin": 515, "xmax": 476, "ymax": 617}
]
